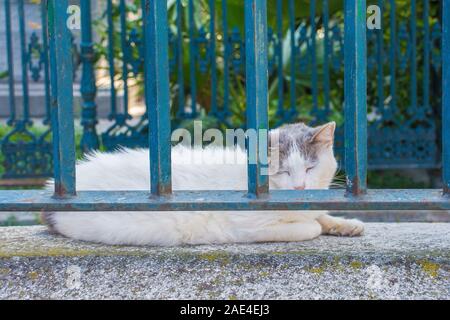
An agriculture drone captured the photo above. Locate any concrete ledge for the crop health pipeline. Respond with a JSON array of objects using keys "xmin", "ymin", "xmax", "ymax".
[
  {"xmin": 332, "ymin": 210, "xmax": 450, "ymax": 223},
  {"xmin": 0, "ymin": 224, "xmax": 449, "ymax": 300}
]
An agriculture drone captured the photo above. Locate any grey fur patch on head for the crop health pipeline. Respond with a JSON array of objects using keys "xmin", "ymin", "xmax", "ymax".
[{"xmin": 270, "ymin": 122, "xmax": 334, "ymax": 166}]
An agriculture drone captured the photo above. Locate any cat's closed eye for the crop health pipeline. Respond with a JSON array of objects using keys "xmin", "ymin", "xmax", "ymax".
[
  {"xmin": 279, "ymin": 170, "xmax": 291, "ymax": 176},
  {"xmin": 306, "ymin": 166, "xmax": 316, "ymax": 173}
]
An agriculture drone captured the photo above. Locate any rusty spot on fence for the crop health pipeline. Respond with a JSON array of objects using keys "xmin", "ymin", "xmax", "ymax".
[{"xmin": 346, "ymin": 176, "xmax": 367, "ymax": 197}]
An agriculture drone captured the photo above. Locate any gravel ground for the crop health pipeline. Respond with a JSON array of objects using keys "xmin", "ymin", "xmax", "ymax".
[{"xmin": 0, "ymin": 224, "xmax": 449, "ymax": 300}]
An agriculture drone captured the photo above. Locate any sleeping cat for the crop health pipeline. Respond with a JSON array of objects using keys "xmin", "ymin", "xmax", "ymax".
[{"xmin": 42, "ymin": 121, "xmax": 364, "ymax": 246}]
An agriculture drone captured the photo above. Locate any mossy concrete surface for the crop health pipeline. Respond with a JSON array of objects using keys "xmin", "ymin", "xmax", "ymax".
[{"xmin": 0, "ymin": 224, "xmax": 449, "ymax": 300}]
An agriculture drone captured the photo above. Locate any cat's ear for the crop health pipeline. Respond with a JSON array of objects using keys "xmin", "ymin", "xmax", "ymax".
[{"xmin": 310, "ymin": 122, "xmax": 336, "ymax": 147}]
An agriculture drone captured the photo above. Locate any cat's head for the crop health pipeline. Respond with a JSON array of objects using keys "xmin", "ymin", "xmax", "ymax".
[{"xmin": 269, "ymin": 122, "xmax": 337, "ymax": 190}]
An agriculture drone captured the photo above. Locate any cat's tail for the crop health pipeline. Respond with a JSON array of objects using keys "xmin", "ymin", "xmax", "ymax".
[{"xmin": 41, "ymin": 211, "xmax": 199, "ymax": 246}]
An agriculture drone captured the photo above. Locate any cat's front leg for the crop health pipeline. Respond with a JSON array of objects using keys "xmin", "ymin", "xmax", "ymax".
[{"xmin": 316, "ymin": 214, "xmax": 365, "ymax": 237}]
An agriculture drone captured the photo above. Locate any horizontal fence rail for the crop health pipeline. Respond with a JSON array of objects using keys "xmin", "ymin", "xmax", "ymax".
[
  {"xmin": 0, "ymin": 0, "xmax": 449, "ymax": 213},
  {"xmin": 1, "ymin": 190, "xmax": 450, "ymax": 212}
]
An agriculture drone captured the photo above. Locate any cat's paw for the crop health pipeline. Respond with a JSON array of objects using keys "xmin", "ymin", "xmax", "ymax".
[{"xmin": 328, "ymin": 219, "xmax": 365, "ymax": 237}]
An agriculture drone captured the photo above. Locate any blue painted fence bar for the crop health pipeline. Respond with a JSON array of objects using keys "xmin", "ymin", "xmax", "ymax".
[
  {"xmin": 18, "ymin": 0, "xmax": 30, "ymax": 123},
  {"xmin": 119, "ymin": 0, "xmax": 130, "ymax": 118},
  {"xmin": 245, "ymin": 0, "xmax": 269, "ymax": 197},
  {"xmin": 444, "ymin": 0, "xmax": 450, "ymax": 195},
  {"xmin": 344, "ymin": 0, "xmax": 367, "ymax": 196},
  {"xmin": 188, "ymin": 0, "xmax": 198, "ymax": 118},
  {"xmin": 106, "ymin": 0, "xmax": 117, "ymax": 120},
  {"xmin": 80, "ymin": 0, "xmax": 99, "ymax": 152},
  {"xmin": 4, "ymin": 0, "xmax": 16, "ymax": 125},
  {"xmin": 47, "ymin": 0, "xmax": 76, "ymax": 196},
  {"xmin": 40, "ymin": 0, "xmax": 51, "ymax": 129},
  {"xmin": 142, "ymin": 0, "xmax": 172, "ymax": 195}
]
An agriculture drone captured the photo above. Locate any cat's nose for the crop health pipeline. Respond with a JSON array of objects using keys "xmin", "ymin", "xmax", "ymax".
[{"xmin": 294, "ymin": 185, "xmax": 305, "ymax": 190}]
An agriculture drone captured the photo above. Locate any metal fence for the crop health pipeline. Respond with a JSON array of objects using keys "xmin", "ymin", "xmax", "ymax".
[
  {"xmin": 0, "ymin": 0, "xmax": 445, "ymax": 185},
  {"xmin": 0, "ymin": 0, "xmax": 449, "ymax": 212}
]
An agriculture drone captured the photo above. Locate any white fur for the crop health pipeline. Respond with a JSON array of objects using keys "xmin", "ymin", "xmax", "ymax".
[{"xmin": 46, "ymin": 134, "xmax": 364, "ymax": 246}]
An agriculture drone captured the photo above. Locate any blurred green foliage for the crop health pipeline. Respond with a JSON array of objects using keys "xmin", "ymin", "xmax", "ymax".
[{"xmin": 94, "ymin": 0, "xmax": 441, "ymax": 132}]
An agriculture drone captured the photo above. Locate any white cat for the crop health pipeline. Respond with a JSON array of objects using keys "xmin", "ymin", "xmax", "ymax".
[{"xmin": 43, "ymin": 121, "xmax": 364, "ymax": 246}]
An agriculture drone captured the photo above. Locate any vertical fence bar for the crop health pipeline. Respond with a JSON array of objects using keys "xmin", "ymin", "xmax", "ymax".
[
  {"xmin": 4, "ymin": 0, "xmax": 16, "ymax": 125},
  {"xmin": 40, "ymin": 0, "xmax": 51, "ymax": 126},
  {"xmin": 389, "ymin": 0, "xmax": 397, "ymax": 112},
  {"xmin": 119, "ymin": 0, "xmax": 129, "ymax": 116},
  {"xmin": 376, "ymin": 0, "xmax": 384, "ymax": 114},
  {"xmin": 444, "ymin": 0, "xmax": 450, "ymax": 195},
  {"xmin": 18, "ymin": 0, "xmax": 30, "ymax": 123},
  {"xmin": 275, "ymin": 0, "xmax": 284, "ymax": 117},
  {"xmin": 344, "ymin": 0, "xmax": 367, "ymax": 195},
  {"xmin": 106, "ymin": 0, "xmax": 117, "ymax": 119},
  {"xmin": 310, "ymin": 1, "xmax": 318, "ymax": 114},
  {"xmin": 245, "ymin": 0, "xmax": 269, "ymax": 197},
  {"xmin": 142, "ymin": 0, "xmax": 172, "ymax": 196},
  {"xmin": 80, "ymin": 0, "xmax": 99, "ymax": 152},
  {"xmin": 410, "ymin": 0, "xmax": 418, "ymax": 110},
  {"xmin": 222, "ymin": 0, "xmax": 230, "ymax": 118},
  {"xmin": 188, "ymin": 0, "xmax": 198, "ymax": 117},
  {"xmin": 323, "ymin": 0, "xmax": 330, "ymax": 116},
  {"xmin": 423, "ymin": 0, "xmax": 430, "ymax": 111},
  {"xmin": 175, "ymin": 0, "xmax": 185, "ymax": 118},
  {"xmin": 288, "ymin": 0, "xmax": 296, "ymax": 116},
  {"xmin": 209, "ymin": 0, "xmax": 218, "ymax": 117},
  {"xmin": 48, "ymin": 0, "xmax": 76, "ymax": 196}
]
